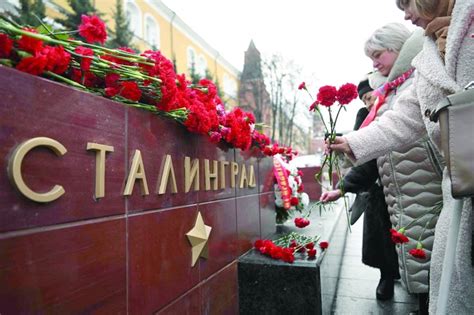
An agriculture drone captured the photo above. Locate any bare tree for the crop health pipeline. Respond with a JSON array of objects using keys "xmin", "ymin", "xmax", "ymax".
[{"xmin": 262, "ymin": 54, "xmax": 308, "ymax": 150}]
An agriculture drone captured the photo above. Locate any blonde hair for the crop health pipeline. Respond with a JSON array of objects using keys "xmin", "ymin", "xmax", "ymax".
[
  {"xmin": 395, "ymin": 0, "xmax": 440, "ymax": 19},
  {"xmin": 364, "ymin": 23, "xmax": 411, "ymax": 57}
]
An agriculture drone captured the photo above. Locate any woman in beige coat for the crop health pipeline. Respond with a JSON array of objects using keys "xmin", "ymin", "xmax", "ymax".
[{"xmin": 329, "ymin": 0, "xmax": 474, "ymax": 313}]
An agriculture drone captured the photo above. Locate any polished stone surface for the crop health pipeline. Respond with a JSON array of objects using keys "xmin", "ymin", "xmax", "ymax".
[
  {"xmin": 236, "ymin": 195, "xmax": 261, "ymax": 256},
  {"xmin": 239, "ymin": 251, "xmax": 322, "ymax": 314},
  {"xmin": 299, "ymin": 166, "xmax": 322, "ymax": 201},
  {"xmin": 128, "ymin": 205, "xmax": 200, "ymax": 314},
  {"xmin": 258, "ymin": 155, "xmax": 274, "ymax": 194},
  {"xmin": 0, "ymin": 218, "xmax": 126, "ymax": 314},
  {"xmin": 259, "ymin": 192, "xmax": 276, "ymax": 239},
  {"xmin": 201, "ymin": 262, "xmax": 239, "ymax": 314},
  {"xmin": 198, "ymin": 199, "xmax": 238, "ymax": 280}
]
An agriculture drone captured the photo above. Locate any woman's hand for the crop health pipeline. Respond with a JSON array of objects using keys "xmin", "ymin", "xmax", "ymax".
[
  {"xmin": 325, "ymin": 136, "xmax": 355, "ymax": 158},
  {"xmin": 320, "ymin": 189, "xmax": 342, "ymax": 203}
]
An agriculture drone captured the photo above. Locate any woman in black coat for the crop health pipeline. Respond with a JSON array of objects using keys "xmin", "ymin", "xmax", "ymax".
[{"xmin": 320, "ymin": 78, "xmax": 399, "ymax": 300}]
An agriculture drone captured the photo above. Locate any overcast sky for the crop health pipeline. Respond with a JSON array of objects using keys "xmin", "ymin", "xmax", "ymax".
[{"xmin": 162, "ymin": 0, "xmax": 417, "ymax": 131}]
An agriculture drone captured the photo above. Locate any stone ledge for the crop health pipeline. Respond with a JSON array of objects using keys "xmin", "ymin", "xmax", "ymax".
[{"xmin": 238, "ymin": 197, "xmax": 352, "ymax": 314}]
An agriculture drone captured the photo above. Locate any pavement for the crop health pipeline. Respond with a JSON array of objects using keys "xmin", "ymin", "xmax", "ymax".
[{"xmin": 331, "ymin": 215, "xmax": 419, "ymax": 314}]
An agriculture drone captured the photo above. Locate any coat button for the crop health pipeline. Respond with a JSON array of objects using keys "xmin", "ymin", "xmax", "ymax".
[{"xmin": 424, "ymin": 109, "xmax": 431, "ymax": 118}]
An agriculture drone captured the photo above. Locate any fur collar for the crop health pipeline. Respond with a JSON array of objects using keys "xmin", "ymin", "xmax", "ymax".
[
  {"xmin": 387, "ymin": 29, "xmax": 424, "ymax": 81},
  {"xmin": 444, "ymin": 0, "xmax": 474, "ymax": 79}
]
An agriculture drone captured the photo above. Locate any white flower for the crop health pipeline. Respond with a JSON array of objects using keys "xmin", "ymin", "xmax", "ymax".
[
  {"xmin": 275, "ymin": 197, "xmax": 284, "ymax": 207},
  {"xmin": 300, "ymin": 192, "xmax": 310, "ymax": 207}
]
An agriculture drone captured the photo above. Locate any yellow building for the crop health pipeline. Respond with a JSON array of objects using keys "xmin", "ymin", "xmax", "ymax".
[{"xmin": 3, "ymin": 0, "xmax": 241, "ymax": 106}]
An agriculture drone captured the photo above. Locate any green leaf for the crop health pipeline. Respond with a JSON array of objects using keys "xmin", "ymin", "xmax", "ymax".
[
  {"xmin": 36, "ymin": 24, "xmax": 52, "ymax": 35},
  {"xmin": 54, "ymin": 33, "xmax": 70, "ymax": 41}
]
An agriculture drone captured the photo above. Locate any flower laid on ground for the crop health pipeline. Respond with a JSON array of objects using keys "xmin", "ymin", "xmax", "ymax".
[
  {"xmin": 294, "ymin": 217, "xmax": 310, "ymax": 228},
  {"xmin": 298, "ymin": 81, "xmax": 358, "ymax": 186},
  {"xmin": 254, "ymin": 232, "xmax": 321, "ymax": 263},
  {"xmin": 319, "ymin": 241, "xmax": 329, "ymax": 250},
  {"xmin": 273, "ymin": 155, "xmax": 310, "ymax": 226},
  {"xmin": 0, "ymin": 16, "xmax": 295, "ymax": 158}
]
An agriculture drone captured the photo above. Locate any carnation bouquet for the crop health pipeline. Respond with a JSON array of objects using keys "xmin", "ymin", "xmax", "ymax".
[{"xmin": 298, "ymin": 82, "xmax": 358, "ymax": 187}]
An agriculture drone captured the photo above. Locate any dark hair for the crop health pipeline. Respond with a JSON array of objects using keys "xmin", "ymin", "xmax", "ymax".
[{"xmin": 357, "ymin": 79, "xmax": 373, "ymax": 99}]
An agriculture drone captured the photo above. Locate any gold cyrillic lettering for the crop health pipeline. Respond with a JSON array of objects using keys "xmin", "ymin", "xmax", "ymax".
[
  {"xmin": 239, "ymin": 164, "xmax": 248, "ymax": 188},
  {"xmin": 248, "ymin": 164, "xmax": 256, "ymax": 188},
  {"xmin": 157, "ymin": 154, "xmax": 178, "ymax": 194},
  {"xmin": 230, "ymin": 162, "xmax": 239, "ymax": 188},
  {"xmin": 123, "ymin": 150, "xmax": 149, "ymax": 196},
  {"xmin": 184, "ymin": 156, "xmax": 200, "ymax": 192},
  {"xmin": 86, "ymin": 143, "xmax": 114, "ymax": 199},
  {"xmin": 204, "ymin": 159, "xmax": 218, "ymax": 191},
  {"xmin": 219, "ymin": 161, "xmax": 229, "ymax": 189},
  {"xmin": 8, "ymin": 137, "xmax": 67, "ymax": 203}
]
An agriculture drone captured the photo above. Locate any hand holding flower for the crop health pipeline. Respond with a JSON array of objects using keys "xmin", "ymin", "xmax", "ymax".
[
  {"xmin": 320, "ymin": 189, "xmax": 342, "ymax": 203},
  {"xmin": 326, "ymin": 136, "xmax": 355, "ymax": 158}
]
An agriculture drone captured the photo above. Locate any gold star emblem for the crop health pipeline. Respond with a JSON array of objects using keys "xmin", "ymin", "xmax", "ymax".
[{"xmin": 186, "ymin": 212, "xmax": 212, "ymax": 267}]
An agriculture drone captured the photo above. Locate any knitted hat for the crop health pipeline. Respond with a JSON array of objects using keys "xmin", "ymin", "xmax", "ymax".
[{"xmin": 357, "ymin": 79, "xmax": 373, "ymax": 99}]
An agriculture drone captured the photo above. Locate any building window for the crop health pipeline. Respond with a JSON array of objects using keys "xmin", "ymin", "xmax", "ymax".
[
  {"xmin": 125, "ymin": 0, "xmax": 142, "ymax": 38},
  {"xmin": 187, "ymin": 46, "xmax": 197, "ymax": 71},
  {"xmin": 197, "ymin": 55, "xmax": 207, "ymax": 77},
  {"xmin": 223, "ymin": 73, "xmax": 237, "ymax": 98},
  {"xmin": 144, "ymin": 14, "xmax": 159, "ymax": 49}
]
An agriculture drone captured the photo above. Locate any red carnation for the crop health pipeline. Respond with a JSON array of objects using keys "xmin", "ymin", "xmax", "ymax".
[
  {"xmin": 294, "ymin": 217, "xmax": 310, "ymax": 228},
  {"xmin": 16, "ymin": 55, "xmax": 47, "ymax": 75},
  {"xmin": 75, "ymin": 46, "xmax": 94, "ymax": 71},
  {"xmin": 0, "ymin": 33, "xmax": 13, "ymax": 58},
  {"xmin": 389, "ymin": 228, "xmax": 409, "ymax": 244},
  {"xmin": 119, "ymin": 81, "xmax": 142, "ymax": 101},
  {"xmin": 319, "ymin": 241, "xmax": 329, "ymax": 250},
  {"xmin": 281, "ymin": 248, "xmax": 295, "ymax": 263},
  {"xmin": 309, "ymin": 100, "xmax": 318, "ymax": 112},
  {"xmin": 254, "ymin": 239, "xmax": 264, "ymax": 249},
  {"xmin": 409, "ymin": 248, "xmax": 427, "ymax": 259},
  {"xmin": 17, "ymin": 28, "xmax": 43, "ymax": 54},
  {"xmin": 298, "ymin": 82, "xmax": 306, "ymax": 90},
  {"xmin": 78, "ymin": 15, "xmax": 107, "ymax": 44},
  {"xmin": 71, "ymin": 69, "xmax": 98, "ymax": 87},
  {"xmin": 290, "ymin": 196, "xmax": 299, "ymax": 206},
  {"xmin": 337, "ymin": 83, "xmax": 358, "ymax": 105},
  {"xmin": 316, "ymin": 85, "xmax": 337, "ymax": 107},
  {"xmin": 305, "ymin": 242, "xmax": 315, "ymax": 250},
  {"xmin": 209, "ymin": 131, "xmax": 222, "ymax": 144},
  {"xmin": 307, "ymin": 248, "xmax": 317, "ymax": 258},
  {"xmin": 42, "ymin": 45, "xmax": 71, "ymax": 74}
]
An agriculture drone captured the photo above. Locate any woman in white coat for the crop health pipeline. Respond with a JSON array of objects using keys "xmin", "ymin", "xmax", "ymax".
[{"xmin": 328, "ymin": 0, "xmax": 474, "ymax": 313}]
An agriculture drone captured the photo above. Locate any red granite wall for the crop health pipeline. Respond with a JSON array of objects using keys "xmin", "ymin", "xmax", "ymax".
[
  {"xmin": 0, "ymin": 67, "xmax": 275, "ymax": 314},
  {"xmin": 299, "ymin": 166, "xmax": 322, "ymax": 201}
]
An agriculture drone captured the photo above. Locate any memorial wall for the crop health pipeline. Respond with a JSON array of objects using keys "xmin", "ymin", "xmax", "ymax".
[{"xmin": 0, "ymin": 67, "xmax": 275, "ymax": 314}]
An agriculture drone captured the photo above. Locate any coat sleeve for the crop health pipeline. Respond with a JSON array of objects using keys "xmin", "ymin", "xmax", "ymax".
[
  {"xmin": 344, "ymin": 78, "xmax": 426, "ymax": 165},
  {"xmin": 339, "ymin": 159, "xmax": 378, "ymax": 194}
]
